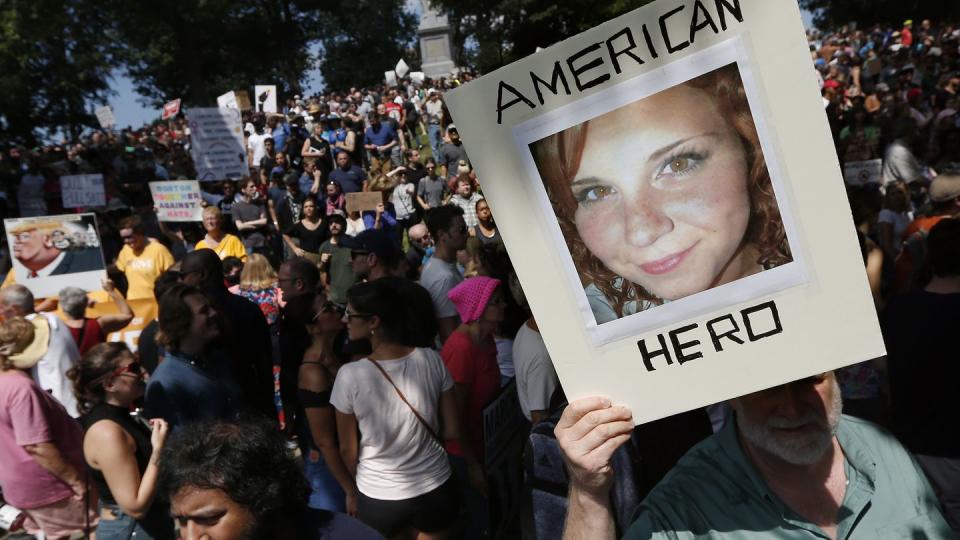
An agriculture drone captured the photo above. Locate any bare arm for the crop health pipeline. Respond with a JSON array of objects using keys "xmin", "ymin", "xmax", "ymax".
[
  {"xmin": 283, "ymin": 233, "xmax": 304, "ymax": 257},
  {"xmin": 335, "ymin": 410, "xmax": 360, "ymax": 478},
  {"xmin": 23, "ymin": 442, "xmax": 85, "ymax": 499},
  {"xmin": 98, "ymin": 279, "xmax": 134, "ymax": 333},
  {"xmin": 439, "ymin": 388, "xmax": 460, "ymax": 441},
  {"xmin": 300, "ymin": 366, "xmax": 357, "ymax": 513},
  {"xmin": 84, "ymin": 419, "xmax": 168, "ymax": 519}
]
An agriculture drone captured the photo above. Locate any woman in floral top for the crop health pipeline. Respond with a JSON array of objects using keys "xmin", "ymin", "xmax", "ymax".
[{"xmin": 236, "ymin": 254, "xmax": 281, "ymax": 325}]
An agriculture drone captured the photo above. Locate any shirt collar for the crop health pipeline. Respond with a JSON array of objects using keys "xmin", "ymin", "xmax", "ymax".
[{"xmin": 34, "ymin": 250, "xmax": 66, "ymax": 278}]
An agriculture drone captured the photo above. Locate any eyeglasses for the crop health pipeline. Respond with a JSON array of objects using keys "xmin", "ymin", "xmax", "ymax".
[{"xmin": 344, "ymin": 311, "xmax": 373, "ymax": 321}]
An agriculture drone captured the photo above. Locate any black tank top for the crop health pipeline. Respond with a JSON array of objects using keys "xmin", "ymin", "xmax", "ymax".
[{"xmin": 81, "ymin": 403, "xmax": 173, "ymax": 538}]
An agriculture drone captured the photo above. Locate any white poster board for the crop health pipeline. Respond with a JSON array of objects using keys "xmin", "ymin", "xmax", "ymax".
[
  {"xmin": 443, "ymin": 0, "xmax": 885, "ymax": 425},
  {"xmin": 254, "ymin": 85, "xmax": 278, "ymax": 113},
  {"xmin": 384, "ymin": 71, "xmax": 398, "ymax": 86},
  {"xmin": 843, "ymin": 159, "xmax": 883, "ymax": 186},
  {"xmin": 395, "ymin": 58, "xmax": 410, "ymax": 78},
  {"xmin": 217, "ymin": 91, "xmax": 239, "ymax": 110},
  {"xmin": 410, "ymin": 71, "xmax": 425, "ymax": 84},
  {"xmin": 5, "ymin": 213, "xmax": 107, "ymax": 298},
  {"xmin": 60, "ymin": 174, "xmax": 106, "ymax": 208},
  {"xmin": 186, "ymin": 107, "xmax": 247, "ymax": 181},
  {"xmin": 150, "ymin": 180, "xmax": 203, "ymax": 222},
  {"xmin": 95, "ymin": 106, "xmax": 115, "ymax": 129}
]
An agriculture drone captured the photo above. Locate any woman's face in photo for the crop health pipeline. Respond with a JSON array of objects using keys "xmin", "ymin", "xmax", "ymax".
[{"xmin": 570, "ymin": 84, "xmax": 752, "ymax": 301}]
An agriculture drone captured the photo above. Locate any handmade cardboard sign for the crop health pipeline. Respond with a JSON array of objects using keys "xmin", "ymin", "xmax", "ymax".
[
  {"xmin": 150, "ymin": 180, "xmax": 203, "ymax": 222},
  {"xmin": 5, "ymin": 213, "xmax": 107, "ymax": 298},
  {"xmin": 843, "ymin": 159, "xmax": 883, "ymax": 186},
  {"xmin": 443, "ymin": 0, "xmax": 886, "ymax": 424},
  {"xmin": 346, "ymin": 191, "xmax": 383, "ymax": 213},
  {"xmin": 254, "ymin": 85, "xmax": 278, "ymax": 113},
  {"xmin": 186, "ymin": 107, "xmax": 247, "ymax": 181},
  {"xmin": 61, "ymin": 174, "xmax": 106, "ymax": 208},
  {"xmin": 95, "ymin": 106, "xmax": 115, "ymax": 129}
]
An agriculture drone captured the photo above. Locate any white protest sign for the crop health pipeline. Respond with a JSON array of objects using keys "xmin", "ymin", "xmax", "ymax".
[
  {"xmin": 150, "ymin": 180, "xmax": 203, "ymax": 222},
  {"xmin": 95, "ymin": 106, "xmax": 115, "ymax": 128},
  {"xmin": 254, "ymin": 85, "xmax": 278, "ymax": 113},
  {"xmin": 843, "ymin": 159, "xmax": 883, "ymax": 186},
  {"xmin": 5, "ymin": 213, "xmax": 107, "ymax": 298},
  {"xmin": 443, "ymin": 0, "xmax": 885, "ymax": 425},
  {"xmin": 217, "ymin": 91, "xmax": 239, "ymax": 110},
  {"xmin": 162, "ymin": 98, "xmax": 182, "ymax": 120},
  {"xmin": 395, "ymin": 58, "xmax": 410, "ymax": 78},
  {"xmin": 384, "ymin": 70, "xmax": 398, "ymax": 86},
  {"xmin": 186, "ymin": 107, "xmax": 247, "ymax": 181},
  {"xmin": 60, "ymin": 174, "xmax": 106, "ymax": 208},
  {"xmin": 410, "ymin": 71, "xmax": 425, "ymax": 84}
]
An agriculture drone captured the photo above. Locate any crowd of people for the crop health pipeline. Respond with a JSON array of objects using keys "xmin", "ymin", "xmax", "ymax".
[{"xmin": 0, "ymin": 15, "xmax": 958, "ymax": 540}]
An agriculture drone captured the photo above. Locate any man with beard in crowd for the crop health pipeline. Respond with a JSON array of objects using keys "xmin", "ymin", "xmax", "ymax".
[
  {"xmin": 557, "ymin": 372, "xmax": 953, "ymax": 538},
  {"xmin": 436, "ymin": 125, "xmax": 469, "ymax": 181}
]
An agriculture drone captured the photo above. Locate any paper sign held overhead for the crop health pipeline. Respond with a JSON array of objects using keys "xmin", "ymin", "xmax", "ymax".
[
  {"xmin": 162, "ymin": 99, "xmax": 182, "ymax": 120},
  {"xmin": 95, "ymin": 106, "xmax": 115, "ymax": 129},
  {"xmin": 254, "ymin": 85, "xmax": 278, "ymax": 113},
  {"xmin": 217, "ymin": 91, "xmax": 239, "ymax": 110},
  {"xmin": 384, "ymin": 71, "xmax": 398, "ymax": 87},
  {"xmin": 410, "ymin": 72, "xmax": 425, "ymax": 84},
  {"xmin": 346, "ymin": 192, "xmax": 383, "ymax": 213},
  {"xmin": 442, "ymin": 0, "xmax": 885, "ymax": 425},
  {"xmin": 60, "ymin": 174, "xmax": 106, "ymax": 208},
  {"xmin": 395, "ymin": 58, "xmax": 410, "ymax": 78},
  {"xmin": 843, "ymin": 159, "xmax": 883, "ymax": 186},
  {"xmin": 186, "ymin": 107, "xmax": 247, "ymax": 181},
  {"xmin": 150, "ymin": 180, "xmax": 204, "ymax": 222},
  {"xmin": 236, "ymin": 90, "xmax": 253, "ymax": 111}
]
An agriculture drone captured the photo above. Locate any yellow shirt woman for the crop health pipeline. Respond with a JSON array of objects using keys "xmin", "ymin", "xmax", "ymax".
[{"xmin": 195, "ymin": 233, "xmax": 247, "ymax": 262}]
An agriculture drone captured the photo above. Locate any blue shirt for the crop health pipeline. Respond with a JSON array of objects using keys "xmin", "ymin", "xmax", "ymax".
[
  {"xmin": 624, "ymin": 415, "xmax": 952, "ymax": 539},
  {"xmin": 364, "ymin": 123, "xmax": 398, "ymax": 147},
  {"xmin": 272, "ymin": 124, "xmax": 289, "ymax": 151},
  {"xmin": 143, "ymin": 349, "xmax": 242, "ymax": 432},
  {"xmin": 329, "ymin": 166, "xmax": 365, "ymax": 194}
]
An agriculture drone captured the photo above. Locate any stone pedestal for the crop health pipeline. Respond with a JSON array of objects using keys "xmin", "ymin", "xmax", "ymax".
[{"xmin": 418, "ymin": 3, "xmax": 457, "ymax": 78}]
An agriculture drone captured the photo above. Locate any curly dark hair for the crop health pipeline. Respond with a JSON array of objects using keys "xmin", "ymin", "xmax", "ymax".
[
  {"xmin": 531, "ymin": 63, "xmax": 792, "ymax": 318},
  {"xmin": 158, "ymin": 418, "xmax": 308, "ymax": 533},
  {"xmin": 67, "ymin": 342, "xmax": 131, "ymax": 415}
]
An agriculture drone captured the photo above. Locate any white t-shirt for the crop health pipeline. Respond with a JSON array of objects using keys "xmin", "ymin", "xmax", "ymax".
[
  {"xmin": 247, "ymin": 132, "xmax": 271, "ymax": 166},
  {"xmin": 390, "ymin": 183, "xmax": 417, "ymax": 220},
  {"xmin": 28, "ymin": 313, "xmax": 81, "ymax": 417},
  {"xmin": 330, "ymin": 348, "xmax": 454, "ymax": 500},
  {"xmin": 878, "ymin": 208, "xmax": 913, "ymax": 244},
  {"xmin": 419, "ymin": 258, "xmax": 463, "ymax": 319},
  {"xmin": 512, "ymin": 323, "xmax": 559, "ymax": 422}
]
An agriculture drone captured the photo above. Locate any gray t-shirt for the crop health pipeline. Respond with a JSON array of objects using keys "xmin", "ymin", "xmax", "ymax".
[
  {"xmin": 231, "ymin": 200, "xmax": 266, "ymax": 248},
  {"xmin": 417, "ymin": 176, "xmax": 447, "ymax": 208},
  {"xmin": 419, "ymin": 257, "xmax": 463, "ymax": 319}
]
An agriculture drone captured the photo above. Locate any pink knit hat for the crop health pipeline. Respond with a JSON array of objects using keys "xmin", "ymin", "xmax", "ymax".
[{"xmin": 448, "ymin": 276, "xmax": 501, "ymax": 324}]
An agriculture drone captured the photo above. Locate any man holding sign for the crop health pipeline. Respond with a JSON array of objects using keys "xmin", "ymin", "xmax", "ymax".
[{"xmin": 556, "ymin": 374, "xmax": 952, "ymax": 539}]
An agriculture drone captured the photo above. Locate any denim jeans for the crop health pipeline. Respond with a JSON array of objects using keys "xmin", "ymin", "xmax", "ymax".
[
  {"xmin": 96, "ymin": 504, "xmax": 173, "ymax": 540},
  {"xmin": 428, "ymin": 123, "xmax": 442, "ymax": 158},
  {"xmin": 304, "ymin": 449, "xmax": 346, "ymax": 512}
]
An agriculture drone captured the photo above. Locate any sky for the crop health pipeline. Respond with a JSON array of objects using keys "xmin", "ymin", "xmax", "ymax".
[{"xmin": 105, "ymin": 5, "xmax": 818, "ymax": 129}]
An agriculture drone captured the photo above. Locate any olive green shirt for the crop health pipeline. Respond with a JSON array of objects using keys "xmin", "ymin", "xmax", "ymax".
[{"xmin": 624, "ymin": 415, "xmax": 953, "ymax": 539}]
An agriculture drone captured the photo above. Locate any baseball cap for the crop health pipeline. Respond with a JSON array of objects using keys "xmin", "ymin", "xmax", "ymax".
[
  {"xmin": 930, "ymin": 174, "xmax": 960, "ymax": 203},
  {"xmin": 341, "ymin": 229, "xmax": 400, "ymax": 260}
]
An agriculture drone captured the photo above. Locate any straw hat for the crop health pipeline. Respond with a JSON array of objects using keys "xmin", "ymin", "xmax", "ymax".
[{"xmin": 0, "ymin": 317, "xmax": 49, "ymax": 370}]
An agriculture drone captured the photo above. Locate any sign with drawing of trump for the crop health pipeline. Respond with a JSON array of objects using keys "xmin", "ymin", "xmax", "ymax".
[{"xmin": 5, "ymin": 213, "xmax": 107, "ymax": 298}]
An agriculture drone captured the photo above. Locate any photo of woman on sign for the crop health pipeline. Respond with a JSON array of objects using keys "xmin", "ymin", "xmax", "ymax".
[{"xmin": 531, "ymin": 64, "xmax": 792, "ymax": 324}]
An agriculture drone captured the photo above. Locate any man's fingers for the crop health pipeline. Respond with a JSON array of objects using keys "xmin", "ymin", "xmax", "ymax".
[
  {"xmin": 590, "ymin": 433, "xmax": 633, "ymax": 464},
  {"xmin": 559, "ymin": 405, "xmax": 633, "ymax": 442},
  {"xmin": 569, "ymin": 419, "xmax": 634, "ymax": 456},
  {"xmin": 555, "ymin": 397, "xmax": 612, "ymax": 430}
]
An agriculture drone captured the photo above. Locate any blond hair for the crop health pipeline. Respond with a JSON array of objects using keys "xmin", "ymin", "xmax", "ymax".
[
  {"xmin": 202, "ymin": 206, "xmax": 222, "ymax": 219},
  {"xmin": 239, "ymin": 253, "xmax": 277, "ymax": 290}
]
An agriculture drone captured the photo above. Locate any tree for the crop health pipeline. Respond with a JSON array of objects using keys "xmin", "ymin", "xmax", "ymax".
[
  {"xmin": 800, "ymin": 0, "xmax": 960, "ymax": 28},
  {"xmin": 317, "ymin": 0, "xmax": 417, "ymax": 90},
  {"xmin": 107, "ymin": 0, "xmax": 323, "ymax": 107},
  {"xmin": 0, "ymin": 0, "xmax": 118, "ymax": 145},
  {"xmin": 430, "ymin": 0, "xmax": 656, "ymax": 74}
]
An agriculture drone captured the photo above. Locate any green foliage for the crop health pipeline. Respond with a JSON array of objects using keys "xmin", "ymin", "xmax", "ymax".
[
  {"xmin": 430, "ymin": 0, "xmax": 656, "ymax": 73},
  {"xmin": 0, "ymin": 0, "xmax": 119, "ymax": 144},
  {"xmin": 800, "ymin": 0, "xmax": 960, "ymax": 28},
  {"xmin": 317, "ymin": 0, "xmax": 417, "ymax": 90}
]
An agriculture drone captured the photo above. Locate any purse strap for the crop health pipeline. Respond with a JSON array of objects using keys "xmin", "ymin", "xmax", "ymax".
[{"xmin": 367, "ymin": 358, "xmax": 442, "ymax": 444}]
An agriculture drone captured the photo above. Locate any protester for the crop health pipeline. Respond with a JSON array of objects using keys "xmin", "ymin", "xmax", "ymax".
[
  {"xmin": 556, "ymin": 372, "xmax": 953, "ymax": 538},
  {"xmin": 158, "ymin": 418, "xmax": 381, "ymax": 539},
  {"xmin": 232, "ymin": 177, "xmax": 270, "ymax": 256},
  {"xmin": 437, "ymin": 124, "xmax": 469, "ymax": 180},
  {"xmin": 59, "ymin": 278, "xmax": 134, "ymax": 356},
  {"xmin": 421, "ymin": 205, "xmax": 468, "ymax": 341},
  {"xmin": 416, "ymin": 157, "xmax": 447, "ymax": 210},
  {"xmin": 70, "ymin": 342, "xmax": 175, "ymax": 539},
  {"xmin": 284, "ymin": 195, "xmax": 327, "ymax": 264},
  {"xmin": 113, "ymin": 214, "xmax": 175, "ymax": 300},
  {"xmin": 329, "ymin": 151, "xmax": 366, "ymax": 194},
  {"xmin": 134, "ymin": 270, "xmax": 179, "ymax": 375},
  {"xmin": 387, "ymin": 167, "xmax": 418, "ymax": 236},
  {"xmin": 0, "ymin": 317, "xmax": 97, "ymax": 539},
  {"xmin": 277, "ymin": 257, "xmax": 322, "ymax": 425},
  {"xmin": 194, "ymin": 205, "xmax": 248, "ymax": 261},
  {"xmin": 331, "ymin": 279, "xmax": 461, "ymax": 537},
  {"xmin": 319, "ymin": 213, "xmax": 356, "ymax": 305},
  {"xmin": 471, "ymin": 198, "xmax": 502, "ymax": 245},
  {"xmin": 325, "ymin": 180, "xmax": 347, "ymax": 215},
  {"xmin": 405, "ymin": 223, "xmax": 433, "ymax": 279},
  {"xmin": 510, "ymin": 284, "xmax": 560, "ymax": 425},
  {"xmin": 365, "ymin": 112, "xmax": 400, "ymax": 179},
  {"xmin": 0, "ymin": 284, "xmax": 82, "ymax": 416}
]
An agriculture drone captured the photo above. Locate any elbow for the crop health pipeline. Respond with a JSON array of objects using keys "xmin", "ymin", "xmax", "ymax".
[{"xmin": 120, "ymin": 505, "xmax": 148, "ymax": 521}]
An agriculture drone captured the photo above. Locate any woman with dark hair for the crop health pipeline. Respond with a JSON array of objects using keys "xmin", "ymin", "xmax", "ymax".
[
  {"xmin": 325, "ymin": 180, "xmax": 346, "ymax": 215},
  {"xmin": 70, "ymin": 342, "xmax": 174, "ymax": 539},
  {"xmin": 331, "ymin": 279, "xmax": 461, "ymax": 538},
  {"xmin": 298, "ymin": 292, "xmax": 354, "ymax": 514},
  {"xmin": 283, "ymin": 195, "xmax": 327, "ymax": 264},
  {"xmin": 531, "ymin": 64, "xmax": 792, "ymax": 323}
]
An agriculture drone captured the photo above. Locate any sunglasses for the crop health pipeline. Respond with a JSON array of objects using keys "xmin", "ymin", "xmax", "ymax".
[
  {"xmin": 98, "ymin": 361, "xmax": 143, "ymax": 382},
  {"xmin": 344, "ymin": 311, "xmax": 373, "ymax": 321},
  {"xmin": 311, "ymin": 301, "xmax": 345, "ymax": 321}
]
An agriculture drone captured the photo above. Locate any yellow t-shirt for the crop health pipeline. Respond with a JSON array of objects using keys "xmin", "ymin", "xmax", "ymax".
[
  {"xmin": 195, "ymin": 234, "xmax": 248, "ymax": 262},
  {"xmin": 115, "ymin": 240, "xmax": 174, "ymax": 300}
]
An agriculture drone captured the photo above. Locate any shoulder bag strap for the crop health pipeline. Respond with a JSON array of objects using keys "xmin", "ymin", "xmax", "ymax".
[{"xmin": 367, "ymin": 358, "xmax": 442, "ymax": 444}]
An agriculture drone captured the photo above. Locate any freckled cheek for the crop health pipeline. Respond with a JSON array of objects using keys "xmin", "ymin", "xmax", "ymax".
[
  {"xmin": 673, "ymin": 169, "xmax": 750, "ymax": 233},
  {"xmin": 575, "ymin": 205, "xmax": 623, "ymax": 259}
]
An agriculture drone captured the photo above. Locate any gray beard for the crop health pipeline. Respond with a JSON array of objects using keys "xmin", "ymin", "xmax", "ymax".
[{"xmin": 736, "ymin": 378, "xmax": 843, "ymax": 466}]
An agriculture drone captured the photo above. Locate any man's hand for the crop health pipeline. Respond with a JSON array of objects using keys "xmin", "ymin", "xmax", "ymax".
[{"xmin": 555, "ymin": 397, "xmax": 633, "ymax": 497}]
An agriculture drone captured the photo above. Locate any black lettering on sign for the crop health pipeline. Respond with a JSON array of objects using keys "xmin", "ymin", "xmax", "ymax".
[
  {"xmin": 669, "ymin": 323, "xmax": 703, "ymax": 364},
  {"xmin": 637, "ymin": 333, "xmax": 672, "ymax": 372},
  {"xmin": 531, "ymin": 62, "xmax": 572, "ymax": 105},
  {"xmin": 567, "ymin": 42, "xmax": 611, "ymax": 92},
  {"xmin": 689, "ymin": 0, "xmax": 720, "ymax": 44},
  {"xmin": 706, "ymin": 314, "xmax": 744, "ymax": 352},
  {"xmin": 605, "ymin": 27, "xmax": 645, "ymax": 74},
  {"xmin": 715, "ymin": 0, "xmax": 744, "ymax": 30},
  {"xmin": 741, "ymin": 301, "xmax": 782, "ymax": 340},
  {"xmin": 659, "ymin": 5, "xmax": 690, "ymax": 54},
  {"xmin": 496, "ymin": 81, "xmax": 536, "ymax": 125},
  {"xmin": 642, "ymin": 23, "xmax": 659, "ymax": 59}
]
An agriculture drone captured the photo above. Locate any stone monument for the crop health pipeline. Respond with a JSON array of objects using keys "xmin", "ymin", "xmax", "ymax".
[{"xmin": 418, "ymin": 1, "xmax": 457, "ymax": 78}]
